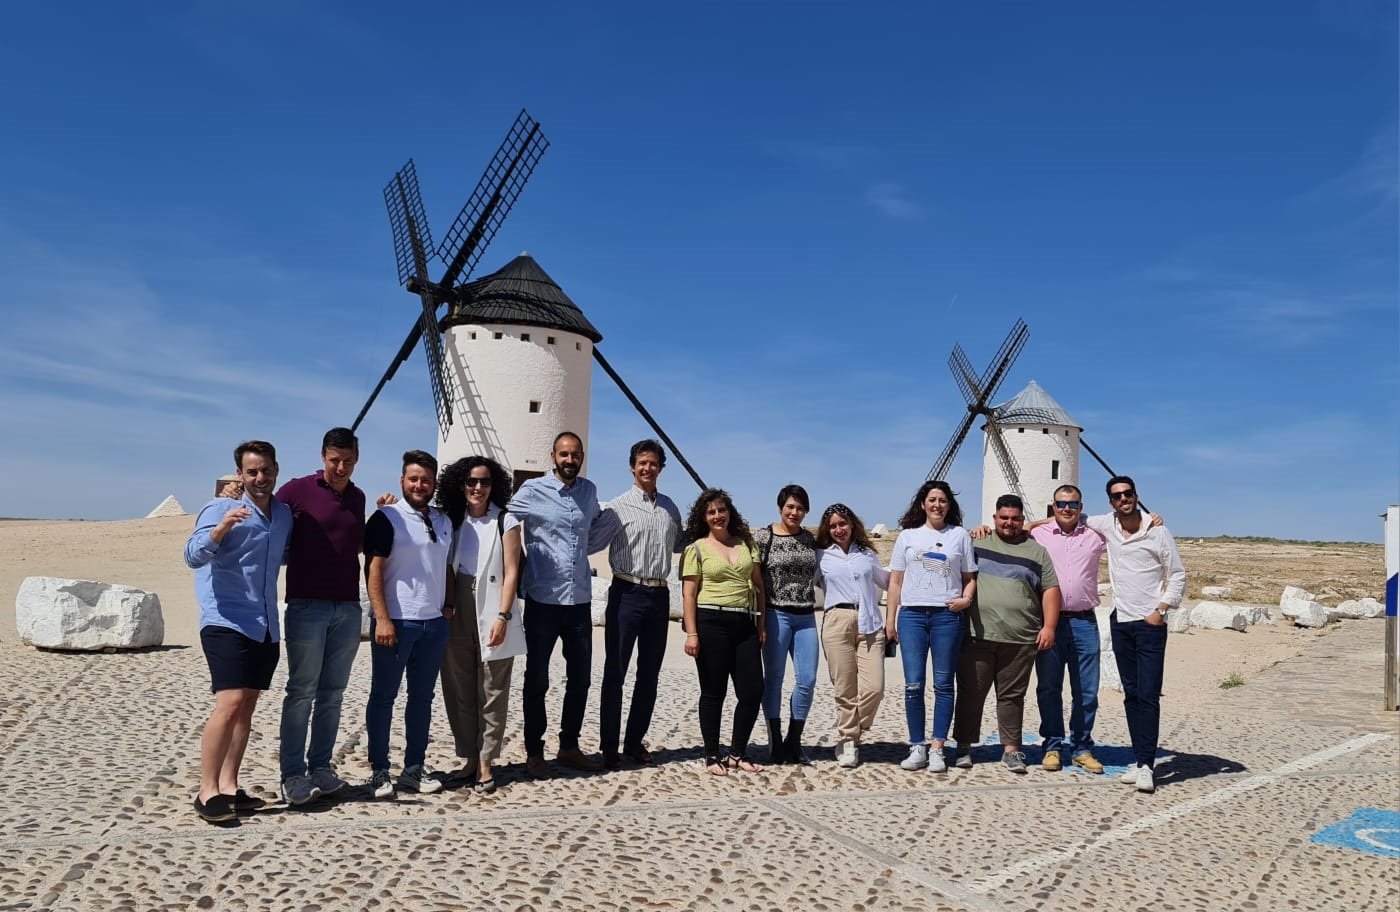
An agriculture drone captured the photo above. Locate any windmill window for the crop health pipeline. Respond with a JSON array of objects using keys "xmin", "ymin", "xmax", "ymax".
[
  {"xmin": 469, "ymin": 331, "xmax": 477, "ymax": 340},
  {"xmin": 521, "ymin": 333, "xmax": 531, "ymax": 342},
  {"xmin": 576, "ymin": 342, "xmax": 582, "ymax": 351},
  {"xmin": 1042, "ymin": 428, "xmax": 1049, "ymax": 435},
  {"xmin": 493, "ymin": 332, "xmax": 503, "ymax": 340},
  {"xmin": 528, "ymin": 401, "xmax": 541, "ymax": 414},
  {"xmin": 547, "ymin": 336, "xmax": 556, "ymax": 344},
  {"xmin": 1051, "ymin": 459, "xmax": 1060, "ymax": 480},
  {"xmin": 1017, "ymin": 428, "xmax": 1024, "ymax": 433}
]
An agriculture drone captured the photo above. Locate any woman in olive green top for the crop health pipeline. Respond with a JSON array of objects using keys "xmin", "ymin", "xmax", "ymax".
[{"xmin": 681, "ymin": 488, "xmax": 767, "ymax": 776}]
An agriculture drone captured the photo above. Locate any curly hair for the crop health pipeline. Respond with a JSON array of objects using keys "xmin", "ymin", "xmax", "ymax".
[
  {"xmin": 435, "ymin": 455, "xmax": 512, "ymax": 528},
  {"xmin": 683, "ymin": 488, "xmax": 754, "ymax": 547},
  {"xmin": 897, "ymin": 480, "xmax": 964, "ymax": 529},
  {"xmin": 815, "ymin": 503, "xmax": 875, "ymax": 552}
]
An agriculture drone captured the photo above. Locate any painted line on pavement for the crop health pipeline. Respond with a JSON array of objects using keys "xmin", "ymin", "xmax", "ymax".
[{"xmin": 967, "ymin": 731, "xmax": 1391, "ymax": 896}]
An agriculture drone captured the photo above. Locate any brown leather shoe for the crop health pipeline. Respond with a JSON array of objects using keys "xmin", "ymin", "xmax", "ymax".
[
  {"xmin": 556, "ymin": 747, "xmax": 601, "ymax": 772},
  {"xmin": 623, "ymin": 745, "xmax": 655, "ymax": 766},
  {"xmin": 526, "ymin": 754, "xmax": 552, "ymax": 780}
]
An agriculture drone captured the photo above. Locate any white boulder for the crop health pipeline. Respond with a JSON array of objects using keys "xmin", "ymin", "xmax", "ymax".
[
  {"xmin": 16, "ymin": 577, "xmax": 164, "ymax": 650},
  {"xmin": 669, "ymin": 584, "xmax": 684, "ymax": 621},
  {"xmin": 1167, "ymin": 606, "xmax": 1193, "ymax": 633},
  {"xmin": 1097, "ymin": 582, "xmax": 1113, "ymax": 597},
  {"xmin": 1190, "ymin": 601, "xmax": 1248, "ymax": 632},
  {"xmin": 1280, "ymin": 585, "xmax": 1316, "ymax": 604},
  {"xmin": 1330, "ymin": 598, "xmax": 1384, "ymax": 620},
  {"xmin": 1240, "ymin": 604, "xmax": 1273, "ymax": 625},
  {"xmin": 870, "ymin": 523, "xmax": 888, "ymax": 538},
  {"xmin": 359, "ymin": 579, "xmax": 373, "ymax": 637},
  {"xmin": 590, "ymin": 576, "xmax": 611, "ymax": 626},
  {"xmin": 1200, "ymin": 585, "xmax": 1232, "ymax": 599},
  {"xmin": 1291, "ymin": 602, "xmax": 1331, "ymax": 628}
]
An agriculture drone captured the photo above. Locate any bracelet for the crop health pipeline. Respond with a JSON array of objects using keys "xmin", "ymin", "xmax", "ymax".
[{"xmin": 685, "ymin": 633, "xmax": 698, "ymax": 639}]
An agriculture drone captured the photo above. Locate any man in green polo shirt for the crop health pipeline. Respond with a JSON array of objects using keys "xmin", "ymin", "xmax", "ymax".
[{"xmin": 952, "ymin": 494, "xmax": 1061, "ymax": 774}]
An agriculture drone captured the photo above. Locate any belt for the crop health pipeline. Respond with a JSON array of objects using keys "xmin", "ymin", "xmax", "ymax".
[
  {"xmin": 1061, "ymin": 610, "xmax": 1096, "ymax": 616},
  {"xmin": 828, "ymin": 602, "xmax": 858, "ymax": 610},
  {"xmin": 698, "ymin": 604, "xmax": 755, "ymax": 616},
  {"xmin": 614, "ymin": 571, "xmax": 668, "ymax": 588},
  {"xmin": 900, "ymin": 604, "xmax": 950, "ymax": 610}
]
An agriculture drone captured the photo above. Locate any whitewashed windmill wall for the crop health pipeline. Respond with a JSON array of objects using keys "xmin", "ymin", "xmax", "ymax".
[
  {"xmin": 438, "ymin": 253, "xmax": 600, "ymax": 486},
  {"xmin": 979, "ymin": 380, "xmax": 1082, "ymax": 524}
]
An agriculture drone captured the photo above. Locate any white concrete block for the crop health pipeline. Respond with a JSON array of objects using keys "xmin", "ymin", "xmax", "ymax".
[
  {"xmin": 16, "ymin": 577, "xmax": 164, "ymax": 651},
  {"xmin": 1190, "ymin": 601, "xmax": 1248, "ymax": 632}
]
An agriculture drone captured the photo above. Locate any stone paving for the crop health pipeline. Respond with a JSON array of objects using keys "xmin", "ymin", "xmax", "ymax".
[{"xmin": 0, "ymin": 621, "xmax": 1396, "ymax": 911}]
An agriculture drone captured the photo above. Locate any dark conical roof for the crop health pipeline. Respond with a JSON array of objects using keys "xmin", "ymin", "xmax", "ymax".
[{"xmin": 444, "ymin": 253, "xmax": 602, "ymax": 343}]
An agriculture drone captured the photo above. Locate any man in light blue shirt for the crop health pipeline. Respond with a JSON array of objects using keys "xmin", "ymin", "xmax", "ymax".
[
  {"xmin": 507, "ymin": 431, "xmax": 619, "ymax": 779},
  {"xmin": 184, "ymin": 440, "xmax": 292, "ymax": 823}
]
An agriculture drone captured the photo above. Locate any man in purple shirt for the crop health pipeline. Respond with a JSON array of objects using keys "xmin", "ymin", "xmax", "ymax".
[
  {"xmin": 1029, "ymin": 485, "xmax": 1108, "ymax": 775},
  {"xmin": 273, "ymin": 428, "xmax": 368, "ymax": 805}
]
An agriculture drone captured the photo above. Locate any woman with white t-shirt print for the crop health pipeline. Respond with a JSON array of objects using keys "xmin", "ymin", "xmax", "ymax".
[
  {"xmin": 435, "ymin": 455, "xmax": 525, "ymax": 795},
  {"xmin": 884, "ymin": 480, "xmax": 977, "ymax": 773}
]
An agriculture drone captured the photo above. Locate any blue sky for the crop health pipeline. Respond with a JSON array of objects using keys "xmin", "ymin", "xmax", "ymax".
[{"xmin": 0, "ymin": 1, "xmax": 1395, "ymax": 542}]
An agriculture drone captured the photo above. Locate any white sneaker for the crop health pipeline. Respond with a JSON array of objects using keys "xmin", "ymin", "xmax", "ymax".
[
  {"xmin": 927, "ymin": 747, "xmax": 947, "ymax": 773},
  {"xmin": 370, "ymin": 769, "xmax": 395, "ymax": 799},
  {"xmin": 309, "ymin": 767, "xmax": 347, "ymax": 797},
  {"xmin": 1136, "ymin": 765, "xmax": 1156, "ymax": 793},
  {"xmin": 1120, "ymin": 763, "xmax": 1142, "ymax": 783},
  {"xmin": 900, "ymin": 743, "xmax": 929, "ymax": 770},
  {"xmin": 399, "ymin": 764, "xmax": 443, "ymax": 795},
  {"xmin": 838, "ymin": 742, "xmax": 860, "ymax": 769}
]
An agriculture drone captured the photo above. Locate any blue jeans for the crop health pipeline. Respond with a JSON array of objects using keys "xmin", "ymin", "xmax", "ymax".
[
  {"xmin": 522, "ymin": 599, "xmax": 593, "ymax": 757},
  {"xmin": 762, "ymin": 609, "xmax": 819, "ymax": 721},
  {"xmin": 366, "ymin": 616, "xmax": 449, "ymax": 771},
  {"xmin": 898, "ymin": 606, "xmax": 965, "ymax": 743},
  {"xmin": 1035, "ymin": 613, "xmax": 1101, "ymax": 758},
  {"xmin": 279, "ymin": 599, "xmax": 363, "ymax": 779},
  {"xmin": 1110, "ymin": 612, "xmax": 1168, "ymax": 768}
]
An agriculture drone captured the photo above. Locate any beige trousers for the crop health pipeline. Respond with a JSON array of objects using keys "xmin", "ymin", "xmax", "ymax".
[
  {"xmin": 440, "ymin": 572, "xmax": 515, "ymax": 765},
  {"xmin": 820, "ymin": 608, "xmax": 886, "ymax": 744}
]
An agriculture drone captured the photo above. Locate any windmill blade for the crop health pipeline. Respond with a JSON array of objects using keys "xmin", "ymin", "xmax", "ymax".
[
  {"xmin": 985, "ymin": 418, "xmax": 1025, "ymax": 496},
  {"xmin": 593, "ymin": 348, "xmax": 707, "ymax": 492},
  {"xmin": 350, "ymin": 319, "xmax": 423, "ymax": 432},
  {"xmin": 948, "ymin": 344, "xmax": 982, "ymax": 406},
  {"xmin": 926, "ymin": 409, "xmax": 977, "ymax": 481},
  {"xmin": 384, "ymin": 160, "xmax": 435, "ymax": 288},
  {"xmin": 978, "ymin": 318, "xmax": 1029, "ymax": 402},
  {"xmin": 414, "ymin": 290, "xmax": 461, "ymax": 432},
  {"xmin": 436, "ymin": 109, "xmax": 550, "ymax": 289},
  {"xmin": 1079, "ymin": 437, "xmax": 1149, "ymax": 512}
]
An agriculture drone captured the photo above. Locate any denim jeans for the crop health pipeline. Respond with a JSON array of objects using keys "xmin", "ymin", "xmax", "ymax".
[
  {"xmin": 366, "ymin": 616, "xmax": 449, "ymax": 771},
  {"xmin": 1035, "ymin": 613, "xmax": 1101, "ymax": 758},
  {"xmin": 522, "ymin": 599, "xmax": 593, "ymax": 757},
  {"xmin": 279, "ymin": 599, "xmax": 363, "ymax": 779},
  {"xmin": 762, "ymin": 609, "xmax": 819, "ymax": 721},
  {"xmin": 600, "ymin": 579, "xmax": 671, "ymax": 757},
  {"xmin": 1110, "ymin": 612, "xmax": 1168, "ymax": 768},
  {"xmin": 898, "ymin": 606, "xmax": 965, "ymax": 743}
]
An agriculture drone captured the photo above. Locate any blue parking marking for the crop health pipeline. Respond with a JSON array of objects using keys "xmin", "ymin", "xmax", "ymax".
[{"xmin": 1311, "ymin": 808, "xmax": 1400, "ymax": 859}]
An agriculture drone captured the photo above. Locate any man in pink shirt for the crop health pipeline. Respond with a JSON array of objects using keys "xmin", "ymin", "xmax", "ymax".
[{"xmin": 1029, "ymin": 484, "xmax": 1107, "ymax": 774}]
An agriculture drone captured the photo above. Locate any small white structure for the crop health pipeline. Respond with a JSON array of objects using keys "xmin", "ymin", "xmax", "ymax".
[
  {"xmin": 439, "ymin": 254, "xmax": 601, "ymax": 487},
  {"xmin": 16, "ymin": 577, "xmax": 164, "ymax": 650},
  {"xmin": 980, "ymin": 380, "xmax": 1082, "ymax": 524},
  {"xmin": 144, "ymin": 495, "xmax": 186, "ymax": 518}
]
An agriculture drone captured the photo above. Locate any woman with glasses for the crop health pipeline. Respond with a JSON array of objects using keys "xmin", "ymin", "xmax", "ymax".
[
  {"xmin": 435, "ymin": 456, "xmax": 524, "ymax": 794},
  {"xmin": 814, "ymin": 503, "xmax": 890, "ymax": 768},
  {"xmin": 885, "ymin": 480, "xmax": 977, "ymax": 773},
  {"xmin": 754, "ymin": 483, "xmax": 819, "ymax": 765},
  {"xmin": 680, "ymin": 488, "xmax": 767, "ymax": 776}
]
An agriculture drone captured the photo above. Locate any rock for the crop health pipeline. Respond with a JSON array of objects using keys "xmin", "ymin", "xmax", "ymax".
[
  {"xmin": 144, "ymin": 495, "xmax": 186, "ymax": 518},
  {"xmin": 1200, "ymin": 585, "xmax": 1232, "ymax": 599},
  {"xmin": 1330, "ymin": 598, "xmax": 1384, "ymax": 620},
  {"xmin": 1097, "ymin": 621, "xmax": 1120, "ymax": 690},
  {"xmin": 359, "ymin": 579, "xmax": 373, "ymax": 638},
  {"xmin": 1097, "ymin": 583, "xmax": 1113, "ymax": 597},
  {"xmin": 1291, "ymin": 602, "xmax": 1331, "ymax": 628},
  {"xmin": 16, "ymin": 577, "xmax": 164, "ymax": 650},
  {"xmin": 1190, "ymin": 601, "xmax": 1248, "ymax": 632},
  {"xmin": 669, "ymin": 584, "xmax": 684, "ymax": 621},
  {"xmin": 590, "ymin": 576, "xmax": 611, "ymax": 626},
  {"xmin": 1280, "ymin": 585, "xmax": 1316, "ymax": 605},
  {"xmin": 1167, "ymin": 606, "xmax": 1193, "ymax": 633},
  {"xmin": 1240, "ymin": 604, "xmax": 1273, "ymax": 625},
  {"xmin": 870, "ymin": 523, "xmax": 888, "ymax": 538}
]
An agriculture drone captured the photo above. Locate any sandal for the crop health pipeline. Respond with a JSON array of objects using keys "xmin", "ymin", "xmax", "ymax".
[
  {"xmin": 703, "ymin": 755, "xmax": 729, "ymax": 777},
  {"xmin": 474, "ymin": 777, "xmax": 497, "ymax": 795},
  {"xmin": 724, "ymin": 753, "xmax": 763, "ymax": 773}
]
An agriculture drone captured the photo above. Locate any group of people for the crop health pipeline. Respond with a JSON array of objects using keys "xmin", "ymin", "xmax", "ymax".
[{"xmin": 184, "ymin": 427, "xmax": 1185, "ymax": 822}]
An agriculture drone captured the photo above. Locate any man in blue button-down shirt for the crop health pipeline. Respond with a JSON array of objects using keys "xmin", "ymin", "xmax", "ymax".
[
  {"xmin": 507, "ymin": 431, "xmax": 619, "ymax": 779},
  {"xmin": 184, "ymin": 440, "xmax": 292, "ymax": 822}
]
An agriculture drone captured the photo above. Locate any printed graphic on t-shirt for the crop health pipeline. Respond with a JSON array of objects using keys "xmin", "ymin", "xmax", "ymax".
[{"xmin": 916, "ymin": 548, "xmax": 951, "ymax": 578}]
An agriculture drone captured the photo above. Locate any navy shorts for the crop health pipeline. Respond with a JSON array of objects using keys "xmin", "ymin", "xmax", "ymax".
[{"xmin": 200, "ymin": 625, "xmax": 280, "ymax": 693}]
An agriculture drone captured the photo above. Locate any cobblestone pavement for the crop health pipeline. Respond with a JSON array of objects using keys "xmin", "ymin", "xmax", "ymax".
[{"xmin": 1, "ymin": 620, "xmax": 1395, "ymax": 911}]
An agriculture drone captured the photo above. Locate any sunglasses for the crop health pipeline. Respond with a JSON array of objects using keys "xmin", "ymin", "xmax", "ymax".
[
  {"xmin": 1053, "ymin": 500, "xmax": 1082, "ymax": 510},
  {"xmin": 1108, "ymin": 490, "xmax": 1137, "ymax": 502},
  {"xmin": 464, "ymin": 477, "xmax": 492, "ymax": 488},
  {"xmin": 415, "ymin": 510, "xmax": 438, "ymax": 542}
]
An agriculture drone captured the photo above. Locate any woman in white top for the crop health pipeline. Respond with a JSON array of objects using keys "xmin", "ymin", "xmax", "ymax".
[
  {"xmin": 814, "ymin": 503, "xmax": 891, "ymax": 769},
  {"xmin": 885, "ymin": 480, "xmax": 977, "ymax": 773},
  {"xmin": 435, "ymin": 456, "xmax": 525, "ymax": 794}
]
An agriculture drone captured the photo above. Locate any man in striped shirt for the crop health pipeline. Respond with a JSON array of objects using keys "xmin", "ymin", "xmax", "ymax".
[{"xmin": 597, "ymin": 439, "xmax": 686, "ymax": 768}]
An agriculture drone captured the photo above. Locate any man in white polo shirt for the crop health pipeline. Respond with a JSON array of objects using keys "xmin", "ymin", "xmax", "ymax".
[{"xmin": 1086, "ymin": 475, "xmax": 1186, "ymax": 794}]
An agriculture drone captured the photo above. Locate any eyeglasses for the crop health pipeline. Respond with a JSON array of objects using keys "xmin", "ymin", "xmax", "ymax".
[
  {"xmin": 464, "ymin": 478, "xmax": 492, "ymax": 488},
  {"xmin": 1053, "ymin": 500, "xmax": 1082, "ymax": 510},
  {"xmin": 416, "ymin": 510, "xmax": 438, "ymax": 542},
  {"xmin": 1108, "ymin": 490, "xmax": 1137, "ymax": 502}
]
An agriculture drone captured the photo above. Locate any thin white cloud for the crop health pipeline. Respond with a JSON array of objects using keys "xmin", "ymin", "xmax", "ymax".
[{"xmin": 864, "ymin": 182, "xmax": 922, "ymax": 220}]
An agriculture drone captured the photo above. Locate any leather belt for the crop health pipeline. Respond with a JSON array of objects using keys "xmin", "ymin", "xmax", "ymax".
[
  {"xmin": 614, "ymin": 571, "xmax": 668, "ymax": 588},
  {"xmin": 698, "ymin": 604, "xmax": 755, "ymax": 615},
  {"xmin": 828, "ymin": 603, "xmax": 858, "ymax": 610}
]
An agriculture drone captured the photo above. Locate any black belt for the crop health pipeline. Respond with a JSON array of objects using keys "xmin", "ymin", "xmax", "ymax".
[{"xmin": 828, "ymin": 603, "xmax": 857, "ymax": 610}]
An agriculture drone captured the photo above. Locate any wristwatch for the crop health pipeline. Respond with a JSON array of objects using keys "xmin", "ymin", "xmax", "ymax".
[{"xmin": 497, "ymin": 611, "xmax": 513, "ymax": 621}]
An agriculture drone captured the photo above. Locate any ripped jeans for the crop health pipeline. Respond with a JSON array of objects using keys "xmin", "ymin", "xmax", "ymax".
[{"xmin": 897, "ymin": 606, "xmax": 965, "ymax": 744}]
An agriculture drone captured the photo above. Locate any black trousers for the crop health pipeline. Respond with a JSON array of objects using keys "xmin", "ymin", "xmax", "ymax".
[
  {"xmin": 600, "ymin": 579, "xmax": 671, "ymax": 757},
  {"xmin": 694, "ymin": 608, "xmax": 763, "ymax": 758}
]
